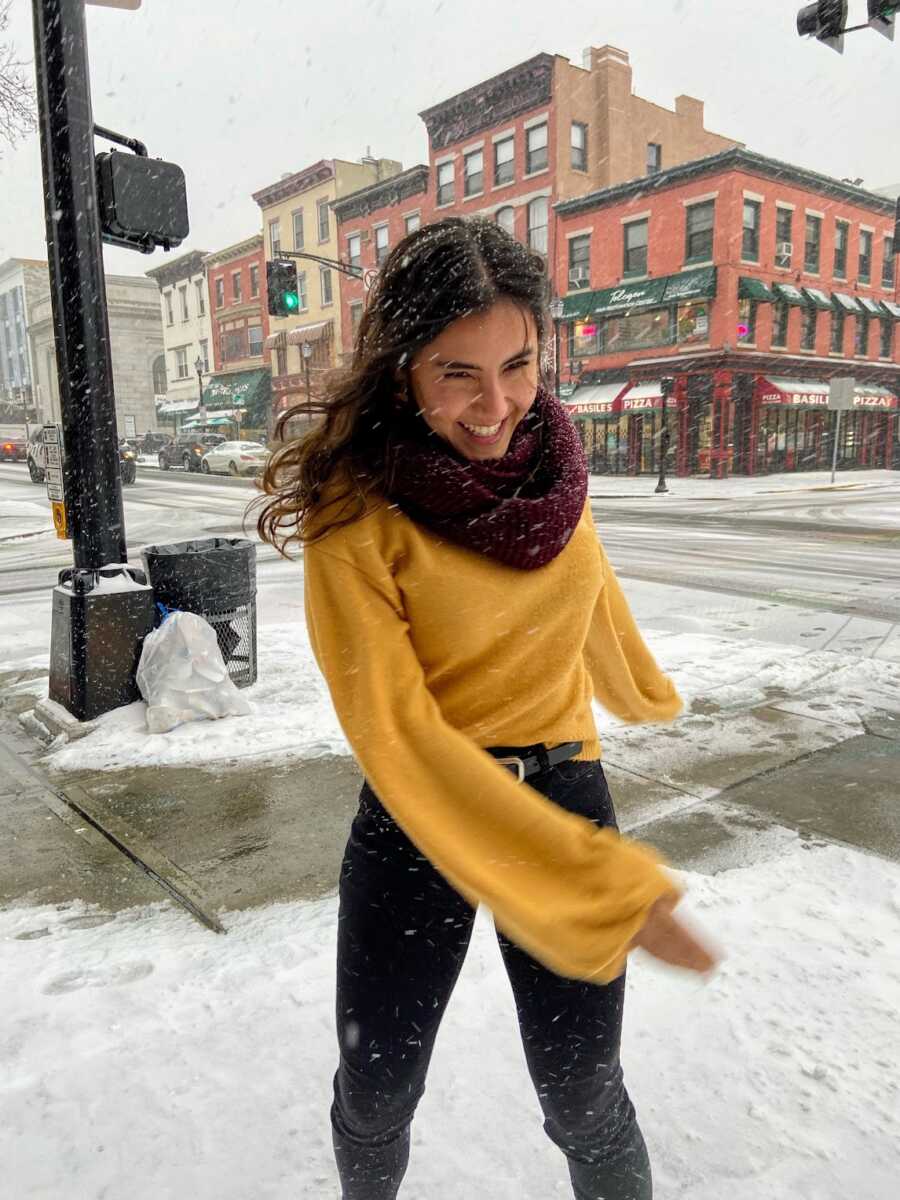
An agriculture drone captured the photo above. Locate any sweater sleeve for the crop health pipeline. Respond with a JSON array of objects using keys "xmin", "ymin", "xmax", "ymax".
[
  {"xmin": 583, "ymin": 541, "xmax": 684, "ymax": 724},
  {"xmin": 304, "ymin": 540, "xmax": 681, "ymax": 983}
]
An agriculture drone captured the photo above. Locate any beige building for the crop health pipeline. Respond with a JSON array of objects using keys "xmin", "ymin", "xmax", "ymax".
[
  {"xmin": 251, "ymin": 155, "xmax": 401, "ymax": 419},
  {"xmin": 145, "ymin": 248, "xmax": 212, "ymax": 424}
]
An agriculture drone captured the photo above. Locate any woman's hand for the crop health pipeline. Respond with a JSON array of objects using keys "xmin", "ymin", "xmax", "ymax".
[{"xmin": 630, "ymin": 894, "xmax": 720, "ymax": 975}]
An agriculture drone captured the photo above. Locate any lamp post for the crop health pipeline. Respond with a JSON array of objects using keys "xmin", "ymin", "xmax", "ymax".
[
  {"xmin": 549, "ymin": 297, "xmax": 565, "ymax": 397},
  {"xmin": 194, "ymin": 355, "xmax": 205, "ymax": 426},
  {"xmin": 655, "ymin": 376, "xmax": 675, "ymax": 494},
  {"xmin": 301, "ymin": 341, "xmax": 313, "ymax": 423}
]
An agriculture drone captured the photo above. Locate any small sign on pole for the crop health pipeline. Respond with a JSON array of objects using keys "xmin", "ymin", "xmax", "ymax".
[{"xmin": 828, "ymin": 377, "xmax": 855, "ymax": 484}]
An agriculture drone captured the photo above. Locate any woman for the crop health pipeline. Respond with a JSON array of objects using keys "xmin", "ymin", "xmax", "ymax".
[{"xmin": 257, "ymin": 217, "xmax": 716, "ymax": 1200}]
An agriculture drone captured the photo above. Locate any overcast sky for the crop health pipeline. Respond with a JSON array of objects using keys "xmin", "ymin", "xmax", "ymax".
[{"xmin": 1, "ymin": 0, "xmax": 898, "ymax": 276}]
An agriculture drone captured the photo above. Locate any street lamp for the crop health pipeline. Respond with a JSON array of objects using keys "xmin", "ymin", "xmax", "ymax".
[
  {"xmin": 655, "ymin": 376, "xmax": 675, "ymax": 495},
  {"xmin": 194, "ymin": 355, "xmax": 206, "ymax": 430},
  {"xmin": 549, "ymin": 297, "xmax": 565, "ymax": 397},
  {"xmin": 301, "ymin": 341, "xmax": 313, "ymax": 423}
]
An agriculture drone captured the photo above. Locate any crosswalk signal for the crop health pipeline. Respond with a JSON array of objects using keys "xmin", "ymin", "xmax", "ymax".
[
  {"xmin": 267, "ymin": 259, "xmax": 300, "ymax": 318},
  {"xmin": 797, "ymin": 0, "xmax": 848, "ymax": 51},
  {"xmin": 868, "ymin": 0, "xmax": 899, "ymax": 37}
]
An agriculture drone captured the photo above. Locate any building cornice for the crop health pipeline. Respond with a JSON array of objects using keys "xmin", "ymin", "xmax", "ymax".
[
  {"xmin": 332, "ymin": 165, "xmax": 430, "ymax": 222},
  {"xmin": 251, "ymin": 160, "xmax": 335, "ymax": 209},
  {"xmin": 419, "ymin": 53, "xmax": 554, "ymax": 150},
  {"xmin": 202, "ymin": 235, "xmax": 263, "ymax": 269},
  {"xmin": 145, "ymin": 249, "xmax": 209, "ymax": 289}
]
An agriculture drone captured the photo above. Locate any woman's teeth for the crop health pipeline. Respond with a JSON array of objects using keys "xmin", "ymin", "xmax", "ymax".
[{"xmin": 460, "ymin": 420, "xmax": 503, "ymax": 436}]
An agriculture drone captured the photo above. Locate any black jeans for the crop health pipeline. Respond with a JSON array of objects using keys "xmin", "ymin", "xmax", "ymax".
[{"xmin": 331, "ymin": 759, "xmax": 652, "ymax": 1200}]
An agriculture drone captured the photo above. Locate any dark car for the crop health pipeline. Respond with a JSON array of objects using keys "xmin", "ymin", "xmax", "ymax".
[
  {"xmin": 158, "ymin": 432, "xmax": 226, "ymax": 472},
  {"xmin": 0, "ymin": 434, "xmax": 28, "ymax": 463},
  {"xmin": 139, "ymin": 431, "xmax": 169, "ymax": 455}
]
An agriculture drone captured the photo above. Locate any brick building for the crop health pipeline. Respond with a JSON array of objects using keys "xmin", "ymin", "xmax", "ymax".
[{"xmin": 555, "ymin": 147, "xmax": 900, "ymax": 476}]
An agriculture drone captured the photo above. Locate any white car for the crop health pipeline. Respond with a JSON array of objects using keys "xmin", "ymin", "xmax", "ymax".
[{"xmin": 199, "ymin": 440, "xmax": 269, "ymax": 477}]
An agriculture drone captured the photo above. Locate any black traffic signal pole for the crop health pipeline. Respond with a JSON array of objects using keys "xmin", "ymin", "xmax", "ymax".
[{"xmin": 32, "ymin": 0, "xmax": 127, "ymax": 569}]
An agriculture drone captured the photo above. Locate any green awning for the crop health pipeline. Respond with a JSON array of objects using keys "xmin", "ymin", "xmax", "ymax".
[
  {"xmin": 563, "ymin": 266, "xmax": 717, "ymax": 323},
  {"xmin": 561, "ymin": 291, "xmax": 596, "ymax": 321},
  {"xmin": 858, "ymin": 296, "xmax": 889, "ymax": 317},
  {"xmin": 203, "ymin": 368, "xmax": 269, "ymax": 408},
  {"xmin": 832, "ymin": 291, "xmax": 863, "ymax": 315},
  {"xmin": 882, "ymin": 300, "xmax": 900, "ymax": 320},
  {"xmin": 739, "ymin": 277, "xmax": 775, "ymax": 303},
  {"xmin": 772, "ymin": 282, "xmax": 806, "ymax": 307},
  {"xmin": 803, "ymin": 287, "xmax": 834, "ymax": 311},
  {"xmin": 662, "ymin": 266, "xmax": 717, "ymax": 303}
]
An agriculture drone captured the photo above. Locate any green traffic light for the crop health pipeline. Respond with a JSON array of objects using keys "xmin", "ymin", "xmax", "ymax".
[{"xmin": 283, "ymin": 292, "xmax": 299, "ymax": 311}]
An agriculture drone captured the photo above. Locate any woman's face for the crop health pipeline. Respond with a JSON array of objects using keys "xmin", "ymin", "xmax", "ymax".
[{"xmin": 407, "ymin": 299, "xmax": 540, "ymax": 461}]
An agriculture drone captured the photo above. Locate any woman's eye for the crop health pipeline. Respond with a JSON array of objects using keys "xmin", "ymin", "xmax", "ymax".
[
  {"xmin": 505, "ymin": 360, "xmax": 528, "ymax": 371},
  {"xmin": 442, "ymin": 371, "xmax": 472, "ymax": 380}
]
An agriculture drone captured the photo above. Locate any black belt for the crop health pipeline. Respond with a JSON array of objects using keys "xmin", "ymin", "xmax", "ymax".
[{"xmin": 485, "ymin": 741, "xmax": 583, "ymax": 783}]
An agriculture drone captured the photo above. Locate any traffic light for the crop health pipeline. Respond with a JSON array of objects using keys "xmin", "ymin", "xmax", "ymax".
[
  {"xmin": 96, "ymin": 151, "xmax": 189, "ymax": 253},
  {"xmin": 266, "ymin": 259, "xmax": 300, "ymax": 317},
  {"xmin": 796, "ymin": 0, "xmax": 848, "ymax": 51},
  {"xmin": 869, "ymin": 0, "xmax": 899, "ymax": 37}
]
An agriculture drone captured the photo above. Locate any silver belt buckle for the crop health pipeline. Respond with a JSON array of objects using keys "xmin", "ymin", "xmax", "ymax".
[{"xmin": 495, "ymin": 756, "xmax": 526, "ymax": 783}]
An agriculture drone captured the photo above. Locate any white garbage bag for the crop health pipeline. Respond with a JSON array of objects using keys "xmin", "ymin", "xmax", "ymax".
[{"xmin": 136, "ymin": 610, "xmax": 251, "ymax": 734}]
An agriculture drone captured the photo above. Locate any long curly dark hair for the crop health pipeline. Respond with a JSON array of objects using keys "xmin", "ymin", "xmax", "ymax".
[{"xmin": 255, "ymin": 216, "xmax": 550, "ymax": 554}]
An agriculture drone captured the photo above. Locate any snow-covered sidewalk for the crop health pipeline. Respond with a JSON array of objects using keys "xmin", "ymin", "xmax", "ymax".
[{"xmin": 588, "ymin": 467, "xmax": 898, "ymax": 499}]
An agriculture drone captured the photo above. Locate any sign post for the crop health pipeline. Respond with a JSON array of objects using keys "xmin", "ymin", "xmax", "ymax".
[{"xmin": 828, "ymin": 376, "xmax": 855, "ymax": 484}]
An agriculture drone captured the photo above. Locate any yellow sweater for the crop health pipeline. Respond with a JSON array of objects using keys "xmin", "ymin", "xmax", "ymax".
[{"xmin": 303, "ymin": 489, "xmax": 684, "ymax": 983}]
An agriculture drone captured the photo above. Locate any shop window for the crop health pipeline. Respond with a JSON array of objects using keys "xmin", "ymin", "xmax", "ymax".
[
  {"xmin": 855, "ymin": 315, "xmax": 869, "ymax": 357},
  {"xmin": 623, "ymin": 219, "xmax": 648, "ymax": 277},
  {"xmin": 859, "ymin": 230, "xmax": 873, "ymax": 284},
  {"xmin": 685, "ymin": 200, "xmax": 714, "ymax": 263},
  {"xmin": 568, "ymin": 235, "xmax": 590, "ymax": 290},
  {"xmin": 882, "ymin": 237, "xmax": 895, "ymax": 288},
  {"xmin": 437, "ymin": 161, "xmax": 454, "ymax": 206},
  {"xmin": 834, "ymin": 220, "xmax": 849, "ymax": 278},
  {"xmin": 775, "ymin": 207, "xmax": 793, "ymax": 269},
  {"xmin": 801, "ymin": 306, "xmax": 817, "ymax": 351},
  {"xmin": 830, "ymin": 310, "xmax": 845, "ymax": 354},
  {"xmin": 737, "ymin": 298, "xmax": 757, "ymax": 343},
  {"xmin": 464, "ymin": 150, "xmax": 483, "ymax": 197},
  {"xmin": 525, "ymin": 123, "xmax": 548, "ymax": 174},
  {"xmin": 677, "ymin": 300, "xmax": 710, "ymax": 346},
  {"xmin": 772, "ymin": 301, "xmax": 789, "ymax": 347},
  {"xmin": 742, "ymin": 200, "xmax": 761, "ymax": 262},
  {"xmin": 605, "ymin": 306, "xmax": 674, "ymax": 354},
  {"xmin": 804, "ymin": 214, "xmax": 821, "ymax": 274},
  {"xmin": 494, "ymin": 136, "xmax": 514, "ymax": 187},
  {"xmin": 879, "ymin": 319, "xmax": 894, "ymax": 359},
  {"xmin": 569, "ymin": 320, "xmax": 601, "ymax": 357},
  {"xmin": 570, "ymin": 122, "xmax": 587, "ymax": 171}
]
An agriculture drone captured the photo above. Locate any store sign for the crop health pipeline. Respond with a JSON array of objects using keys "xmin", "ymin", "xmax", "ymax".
[
  {"xmin": 854, "ymin": 394, "xmax": 897, "ymax": 409},
  {"xmin": 622, "ymin": 394, "xmax": 661, "ymax": 412},
  {"xmin": 760, "ymin": 388, "xmax": 828, "ymax": 407},
  {"xmin": 569, "ymin": 401, "xmax": 616, "ymax": 415}
]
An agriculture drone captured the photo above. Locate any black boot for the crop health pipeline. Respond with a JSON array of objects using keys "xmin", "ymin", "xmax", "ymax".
[{"xmin": 567, "ymin": 1127, "xmax": 652, "ymax": 1200}]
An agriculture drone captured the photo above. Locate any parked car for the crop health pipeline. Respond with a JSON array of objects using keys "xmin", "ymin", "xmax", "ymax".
[
  {"xmin": 139, "ymin": 431, "xmax": 169, "ymax": 456},
  {"xmin": 200, "ymin": 440, "xmax": 269, "ymax": 477},
  {"xmin": 0, "ymin": 434, "xmax": 27, "ymax": 463},
  {"xmin": 158, "ymin": 433, "xmax": 226, "ymax": 472}
]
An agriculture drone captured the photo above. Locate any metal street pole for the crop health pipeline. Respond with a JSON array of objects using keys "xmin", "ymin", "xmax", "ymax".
[
  {"xmin": 549, "ymin": 297, "xmax": 564, "ymax": 397},
  {"xmin": 302, "ymin": 341, "xmax": 313, "ymax": 423},
  {"xmin": 831, "ymin": 409, "xmax": 841, "ymax": 485},
  {"xmin": 655, "ymin": 376, "xmax": 674, "ymax": 494}
]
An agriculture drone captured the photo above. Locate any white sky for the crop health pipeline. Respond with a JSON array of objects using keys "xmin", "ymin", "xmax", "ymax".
[{"xmin": 1, "ymin": 0, "xmax": 898, "ymax": 275}]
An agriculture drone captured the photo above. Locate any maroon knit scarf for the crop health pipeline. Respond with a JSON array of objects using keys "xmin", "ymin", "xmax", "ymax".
[{"xmin": 383, "ymin": 388, "xmax": 588, "ymax": 570}]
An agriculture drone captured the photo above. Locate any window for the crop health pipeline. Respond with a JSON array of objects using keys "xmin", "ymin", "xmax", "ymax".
[
  {"xmin": 834, "ymin": 220, "xmax": 849, "ymax": 278},
  {"xmin": 464, "ymin": 150, "xmax": 483, "ymax": 197},
  {"xmin": 320, "ymin": 267, "xmax": 333, "ymax": 305},
  {"xmin": 494, "ymin": 136, "xmax": 514, "ymax": 187},
  {"xmin": 198, "ymin": 339, "xmax": 209, "ymax": 372},
  {"xmin": 223, "ymin": 330, "xmax": 245, "ymax": 362},
  {"xmin": 248, "ymin": 325, "xmax": 263, "ymax": 357},
  {"xmin": 527, "ymin": 197, "xmax": 548, "ymax": 255},
  {"xmin": 296, "ymin": 271, "xmax": 308, "ymax": 310},
  {"xmin": 685, "ymin": 200, "xmax": 715, "ymax": 263},
  {"xmin": 437, "ymin": 161, "xmax": 455, "ymax": 206},
  {"xmin": 855, "ymin": 314, "xmax": 869, "ymax": 356},
  {"xmin": 772, "ymin": 301, "xmax": 789, "ymax": 348},
  {"xmin": 318, "ymin": 200, "xmax": 330, "ymax": 242},
  {"xmin": 801, "ymin": 306, "xmax": 817, "ymax": 351},
  {"xmin": 195, "ymin": 279, "xmax": 206, "ymax": 316},
  {"xmin": 623, "ymin": 218, "xmax": 648, "ymax": 277},
  {"xmin": 775, "ymin": 207, "xmax": 793, "ymax": 269},
  {"xmin": 646, "ymin": 143, "xmax": 662, "ymax": 176},
  {"xmin": 742, "ymin": 200, "xmax": 761, "ymax": 262},
  {"xmin": 292, "ymin": 209, "xmax": 304, "ymax": 250},
  {"xmin": 568, "ymin": 235, "xmax": 590, "ymax": 290},
  {"xmin": 268, "ymin": 219, "xmax": 281, "ymax": 256},
  {"xmin": 152, "ymin": 354, "xmax": 167, "ymax": 394},
  {"xmin": 349, "ymin": 301, "xmax": 364, "ymax": 339},
  {"xmin": 880, "ymin": 319, "xmax": 894, "ymax": 358},
  {"xmin": 570, "ymin": 320, "xmax": 601, "ymax": 358},
  {"xmin": 496, "ymin": 206, "xmax": 515, "ymax": 237},
  {"xmin": 831, "ymin": 310, "xmax": 845, "ymax": 353},
  {"xmin": 737, "ymin": 297, "xmax": 757, "ymax": 343},
  {"xmin": 249, "ymin": 263, "xmax": 259, "ymax": 298},
  {"xmin": 275, "ymin": 346, "xmax": 287, "ymax": 376},
  {"xmin": 882, "ymin": 237, "xmax": 895, "ymax": 288},
  {"xmin": 570, "ymin": 122, "xmax": 587, "ymax": 171},
  {"xmin": 404, "ymin": 212, "xmax": 420, "ymax": 235},
  {"xmin": 215, "ymin": 278, "xmax": 225, "ymax": 309},
  {"xmin": 232, "ymin": 271, "xmax": 242, "ymax": 304},
  {"xmin": 174, "ymin": 347, "xmax": 189, "ymax": 379},
  {"xmin": 604, "ymin": 307, "xmax": 674, "ymax": 353},
  {"xmin": 374, "ymin": 225, "xmax": 389, "ymax": 265},
  {"xmin": 804, "ymin": 214, "xmax": 821, "ymax": 274},
  {"xmin": 164, "ymin": 291, "xmax": 174, "ymax": 325},
  {"xmin": 347, "ymin": 234, "xmax": 362, "ymax": 270},
  {"xmin": 859, "ymin": 230, "xmax": 873, "ymax": 284},
  {"xmin": 178, "ymin": 285, "xmax": 189, "ymax": 321},
  {"xmin": 525, "ymin": 123, "xmax": 548, "ymax": 174}
]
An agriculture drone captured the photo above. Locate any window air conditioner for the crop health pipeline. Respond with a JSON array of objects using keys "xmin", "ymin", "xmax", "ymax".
[{"xmin": 777, "ymin": 242, "xmax": 793, "ymax": 257}]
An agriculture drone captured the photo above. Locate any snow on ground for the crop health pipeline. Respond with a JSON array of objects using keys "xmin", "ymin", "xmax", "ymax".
[
  {"xmin": 587, "ymin": 467, "xmax": 899, "ymax": 499},
  {"xmin": 0, "ymin": 497, "xmax": 54, "ymax": 539},
  {"xmin": 1, "ymin": 841, "xmax": 897, "ymax": 1199}
]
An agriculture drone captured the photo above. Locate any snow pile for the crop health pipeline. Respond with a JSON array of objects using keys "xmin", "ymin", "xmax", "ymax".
[
  {"xmin": 0, "ymin": 498, "xmax": 53, "ymax": 539},
  {"xmin": 1, "ymin": 842, "xmax": 897, "ymax": 1198}
]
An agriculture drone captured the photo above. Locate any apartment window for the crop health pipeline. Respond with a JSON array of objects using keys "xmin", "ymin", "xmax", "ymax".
[
  {"xmin": 268, "ymin": 218, "xmax": 281, "ymax": 256},
  {"xmin": 775, "ymin": 207, "xmax": 793, "ymax": 269},
  {"xmin": 646, "ymin": 143, "xmax": 662, "ymax": 176},
  {"xmin": 318, "ymin": 200, "xmax": 330, "ymax": 242},
  {"xmin": 527, "ymin": 196, "xmax": 548, "ymax": 255},
  {"xmin": 174, "ymin": 347, "xmax": 189, "ymax": 379},
  {"xmin": 623, "ymin": 218, "xmax": 649, "ymax": 277},
  {"xmin": 831, "ymin": 309, "xmax": 845, "ymax": 353},
  {"xmin": 737, "ymin": 298, "xmax": 757, "ymax": 343},
  {"xmin": 275, "ymin": 346, "xmax": 287, "ymax": 376},
  {"xmin": 292, "ymin": 209, "xmax": 304, "ymax": 250},
  {"xmin": 855, "ymin": 314, "xmax": 869, "ymax": 356},
  {"xmin": 249, "ymin": 263, "xmax": 259, "ymax": 298},
  {"xmin": 232, "ymin": 271, "xmax": 242, "ymax": 304},
  {"xmin": 296, "ymin": 271, "xmax": 308, "ymax": 310},
  {"xmin": 494, "ymin": 136, "xmax": 514, "ymax": 186},
  {"xmin": 198, "ymin": 339, "xmax": 209, "ymax": 372},
  {"xmin": 568, "ymin": 235, "xmax": 590, "ymax": 290},
  {"xmin": 525, "ymin": 123, "xmax": 548, "ymax": 174},
  {"xmin": 772, "ymin": 301, "xmax": 789, "ymax": 348},
  {"xmin": 195, "ymin": 279, "xmax": 206, "ymax": 316},
  {"xmin": 882, "ymin": 237, "xmax": 895, "ymax": 288},
  {"xmin": 248, "ymin": 325, "xmax": 263, "ymax": 357},
  {"xmin": 164, "ymin": 291, "xmax": 174, "ymax": 325},
  {"xmin": 178, "ymin": 285, "xmax": 189, "ymax": 321},
  {"xmin": 374, "ymin": 224, "xmax": 390, "ymax": 266},
  {"xmin": 685, "ymin": 200, "xmax": 715, "ymax": 263},
  {"xmin": 349, "ymin": 301, "xmax": 364, "ymax": 340},
  {"xmin": 804, "ymin": 214, "xmax": 822, "ymax": 274},
  {"xmin": 215, "ymin": 278, "xmax": 225, "ymax": 309},
  {"xmin": 834, "ymin": 220, "xmax": 849, "ymax": 278},
  {"xmin": 570, "ymin": 122, "xmax": 587, "ymax": 171},
  {"xmin": 801, "ymin": 306, "xmax": 817, "ymax": 351},
  {"xmin": 347, "ymin": 234, "xmax": 361, "ymax": 270},
  {"xmin": 320, "ymin": 267, "xmax": 333, "ymax": 306},
  {"xmin": 223, "ymin": 330, "xmax": 245, "ymax": 362},
  {"xmin": 437, "ymin": 161, "xmax": 455, "ymax": 206},
  {"xmin": 496, "ymin": 206, "xmax": 515, "ymax": 237},
  {"xmin": 464, "ymin": 149, "xmax": 483, "ymax": 197},
  {"xmin": 859, "ymin": 230, "xmax": 873, "ymax": 284},
  {"xmin": 742, "ymin": 200, "xmax": 761, "ymax": 262},
  {"xmin": 404, "ymin": 212, "xmax": 420, "ymax": 235},
  {"xmin": 880, "ymin": 319, "xmax": 894, "ymax": 358}
]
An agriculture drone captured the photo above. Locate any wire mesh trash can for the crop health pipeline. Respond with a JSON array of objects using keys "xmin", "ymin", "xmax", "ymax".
[{"xmin": 141, "ymin": 537, "xmax": 257, "ymax": 688}]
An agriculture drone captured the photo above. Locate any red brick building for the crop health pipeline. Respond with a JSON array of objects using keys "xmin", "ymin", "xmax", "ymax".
[{"xmin": 555, "ymin": 147, "xmax": 900, "ymax": 476}]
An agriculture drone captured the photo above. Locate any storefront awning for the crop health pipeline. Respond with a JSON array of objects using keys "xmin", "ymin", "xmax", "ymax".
[
  {"xmin": 203, "ymin": 368, "xmax": 269, "ymax": 408},
  {"xmin": 772, "ymin": 283, "xmax": 807, "ymax": 307},
  {"xmin": 756, "ymin": 377, "xmax": 829, "ymax": 408},
  {"xmin": 286, "ymin": 320, "xmax": 333, "ymax": 346},
  {"xmin": 562, "ymin": 267, "xmax": 717, "ymax": 322},
  {"xmin": 832, "ymin": 292, "xmax": 863, "ymax": 315},
  {"xmin": 851, "ymin": 386, "xmax": 898, "ymax": 410},
  {"xmin": 157, "ymin": 398, "xmax": 198, "ymax": 415},
  {"xmin": 739, "ymin": 277, "xmax": 775, "ymax": 303},
  {"xmin": 618, "ymin": 381, "xmax": 667, "ymax": 413},
  {"xmin": 661, "ymin": 266, "xmax": 717, "ymax": 304},
  {"xmin": 858, "ymin": 297, "xmax": 888, "ymax": 317},
  {"xmin": 264, "ymin": 331, "xmax": 286, "ymax": 351},
  {"xmin": 882, "ymin": 300, "xmax": 900, "ymax": 320},
  {"xmin": 803, "ymin": 288, "xmax": 834, "ymax": 311},
  {"xmin": 563, "ymin": 382, "xmax": 627, "ymax": 420}
]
